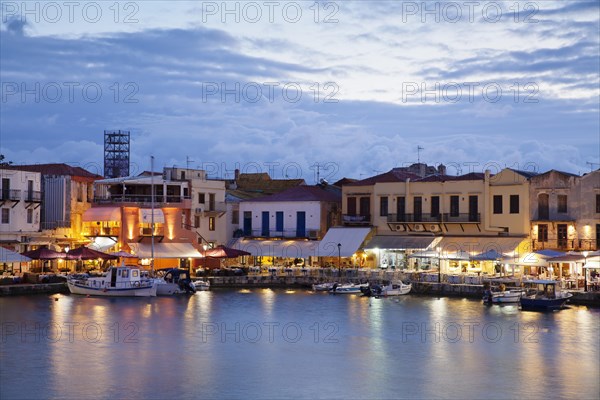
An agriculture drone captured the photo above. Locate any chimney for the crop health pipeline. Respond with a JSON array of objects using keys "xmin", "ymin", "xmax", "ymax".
[
  {"xmin": 234, "ymin": 169, "xmax": 240, "ymax": 180},
  {"xmin": 438, "ymin": 164, "xmax": 447, "ymax": 175}
]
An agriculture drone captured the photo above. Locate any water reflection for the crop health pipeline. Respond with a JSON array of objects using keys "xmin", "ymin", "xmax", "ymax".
[{"xmin": 0, "ymin": 292, "xmax": 598, "ymax": 399}]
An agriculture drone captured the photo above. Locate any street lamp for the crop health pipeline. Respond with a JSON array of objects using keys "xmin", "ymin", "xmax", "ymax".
[
  {"xmin": 583, "ymin": 251, "xmax": 589, "ymax": 292},
  {"xmin": 337, "ymin": 243, "xmax": 342, "ymax": 277}
]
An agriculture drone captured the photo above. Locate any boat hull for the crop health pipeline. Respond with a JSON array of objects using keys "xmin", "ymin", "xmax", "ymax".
[
  {"xmin": 68, "ymin": 281, "xmax": 157, "ymax": 297},
  {"xmin": 484, "ymin": 290, "xmax": 525, "ymax": 304},
  {"xmin": 520, "ymin": 294, "xmax": 572, "ymax": 311}
]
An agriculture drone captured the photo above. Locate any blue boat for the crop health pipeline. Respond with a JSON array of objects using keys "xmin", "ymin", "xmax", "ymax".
[{"xmin": 519, "ymin": 280, "xmax": 572, "ymax": 311}]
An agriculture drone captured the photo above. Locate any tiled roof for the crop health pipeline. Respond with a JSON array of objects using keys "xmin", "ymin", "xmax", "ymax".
[
  {"xmin": 244, "ymin": 185, "xmax": 341, "ymax": 203},
  {"xmin": 234, "ymin": 173, "xmax": 305, "ymax": 194},
  {"xmin": 3, "ymin": 163, "xmax": 103, "ymax": 180},
  {"xmin": 415, "ymin": 172, "xmax": 487, "ymax": 182},
  {"xmin": 345, "ymin": 169, "xmax": 421, "ymax": 186},
  {"xmin": 509, "ymin": 168, "xmax": 539, "ymax": 179},
  {"xmin": 533, "ymin": 169, "xmax": 579, "ymax": 178}
]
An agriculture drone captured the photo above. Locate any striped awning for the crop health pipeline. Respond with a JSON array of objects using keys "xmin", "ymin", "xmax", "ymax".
[{"xmin": 364, "ymin": 235, "xmax": 439, "ymax": 250}]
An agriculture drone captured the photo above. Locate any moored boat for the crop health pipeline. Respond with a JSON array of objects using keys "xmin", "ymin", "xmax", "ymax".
[
  {"xmin": 155, "ymin": 268, "xmax": 196, "ymax": 295},
  {"xmin": 67, "ymin": 265, "xmax": 158, "ymax": 297},
  {"xmin": 519, "ymin": 280, "xmax": 572, "ymax": 311},
  {"xmin": 329, "ymin": 283, "xmax": 368, "ymax": 294},
  {"xmin": 192, "ymin": 279, "xmax": 210, "ymax": 291},
  {"xmin": 362, "ymin": 281, "xmax": 412, "ymax": 297},
  {"xmin": 313, "ymin": 282, "xmax": 336, "ymax": 291}
]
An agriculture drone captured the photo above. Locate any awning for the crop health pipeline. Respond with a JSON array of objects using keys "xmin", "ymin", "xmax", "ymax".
[
  {"xmin": 139, "ymin": 209, "xmax": 165, "ymax": 224},
  {"xmin": 128, "ymin": 242, "xmax": 203, "ymax": 259},
  {"xmin": 317, "ymin": 227, "xmax": 372, "ymax": 257},
  {"xmin": 0, "ymin": 247, "xmax": 31, "ymax": 263},
  {"xmin": 434, "ymin": 236, "xmax": 526, "ymax": 256},
  {"xmin": 504, "ymin": 250, "xmax": 566, "ymax": 267},
  {"xmin": 364, "ymin": 235, "xmax": 439, "ymax": 250},
  {"xmin": 231, "ymin": 239, "xmax": 319, "ymax": 259},
  {"xmin": 87, "ymin": 237, "xmax": 118, "ymax": 252},
  {"xmin": 83, "ymin": 207, "xmax": 121, "ymax": 222}
]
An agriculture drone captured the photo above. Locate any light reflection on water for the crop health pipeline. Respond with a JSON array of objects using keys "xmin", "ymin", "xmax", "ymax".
[{"xmin": 1, "ymin": 290, "xmax": 599, "ymax": 400}]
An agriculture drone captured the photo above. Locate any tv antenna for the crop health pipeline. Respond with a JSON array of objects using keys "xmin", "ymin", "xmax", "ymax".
[
  {"xmin": 186, "ymin": 156, "xmax": 194, "ymax": 170},
  {"xmin": 586, "ymin": 161, "xmax": 599, "ymax": 171},
  {"xmin": 417, "ymin": 146, "xmax": 424, "ymax": 164}
]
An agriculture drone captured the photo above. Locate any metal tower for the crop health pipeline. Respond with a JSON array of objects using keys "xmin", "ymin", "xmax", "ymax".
[{"xmin": 104, "ymin": 130, "xmax": 130, "ymax": 178}]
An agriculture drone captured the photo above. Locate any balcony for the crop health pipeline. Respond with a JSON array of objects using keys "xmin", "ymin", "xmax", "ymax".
[
  {"xmin": 94, "ymin": 194, "xmax": 191, "ymax": 208},
  {"xmin": 139, "ymin": 226, "xmax": 165, "ymax": 237},
  {"xmin": 0, "ymin": 189, "xmax": 21, "ymax": 202},
  {"xmin": 41, "ymin": 221, "xmax": 71, "ymax": 230},
  {"xmin": 84, "ymin": 226, "xmax": 121, "ymax": 237},
  {"xmin": 342, "ymin": 214, "xmax": 371, "ymax": 225},
  {"xmin": 196, "ymin": 202, "xmax": 227, "ymax": 215},
  {"xmin": 25, "ymin": 191, "xmax": 42, "ymax": 202},
  {"xmin": 245, "ymin": 229, "xmax": 321, "ymax": 240},
  {"xmin": 387, "ymin": 213, "xmax": 480, "ymax": 223},
  {"xmin": 533, "ymin": 239, "xmax": 598, "ymax": 252}
]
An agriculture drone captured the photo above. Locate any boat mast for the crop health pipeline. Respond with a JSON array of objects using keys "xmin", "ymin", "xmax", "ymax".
[{"xmin": 151, "ymin": 155, "xmax": 155, "ymax": 276}]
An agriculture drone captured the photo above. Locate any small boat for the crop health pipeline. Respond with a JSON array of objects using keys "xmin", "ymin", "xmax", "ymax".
[
  {"xmin": 154, "ymin": 268, "xmax": 196, "ymax": 295},
  {"xmin": 67, "ymin": 265, "xmax": 157, "ymax": 297},
  {"xmin": 520, "ymin": 280, "xmax": 573, "ymax": 311},
  {"xmin": 361, "ymin": 281, "xmax": 411, "ymax": 297},
  {"xmin": 329, "ymin": 283, "xmax": 368, "ymax": 294},
  {"xmin": 380, "ymin": 281, "xmax": 412, "ymax": 296},
  {"xmin": 312, "ymin": 282, "xmax": 336, "ymax": 291},
  {"xmin": 192, "ymin": 279, "xmax": 210, "ymax": 291},
  {"xmin": 483, "ymin": 289, "xmax": 525, "ymax": 304}
]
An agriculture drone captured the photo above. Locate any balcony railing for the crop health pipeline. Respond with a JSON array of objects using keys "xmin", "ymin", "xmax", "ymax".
[
  {"xmin": 41, "ymin": 221, "xmax": 71, "ymax": 230},
  {"xmin": 0, "ymin": 189, "xmax": 21, "ymax": 201},
  {"xmin": 94, "ymin": 194, "xmax": 190, "ymax": 205},
  {"xmin": 245, "ymin": 229, "xmax": 319, "ymax": 239},
  {"xmin": 532, "ymin": 212, "xmax": 575, "ymax": 221},
  {"xmin": 25, "ymin": 191, "xmax": 42, "ymax": 202},
  {"xmin": 342, "ymin": 214, "xmax": 371, "ymax": 224},
  {"xmin": 84, "ymin": 227, "xmax": 121, "ymax": 236},
  {"xmin": 196, "ymin": 202, "xmax": 227, "ymax": 213},
  {"xmin": 139, "ymin": 227, "xmax": 165, "ymax": 237},
  {"xmin": 387, "ymin": 213, "xmax": 480, "ymax": 223},
  {"xmin": 532, "ymin": 239, "xmax": 598, "ymax": 252}
]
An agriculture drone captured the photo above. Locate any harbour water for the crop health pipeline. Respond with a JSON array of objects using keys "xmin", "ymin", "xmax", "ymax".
[{"xmin": 1, "ymin": 290, "xmax": 599, "ymax": 399}]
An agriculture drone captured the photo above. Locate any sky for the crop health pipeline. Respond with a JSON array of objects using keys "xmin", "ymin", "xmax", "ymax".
[{"xmin": 1, "ymin": 0, "xmax": 599, "ymax": 182}]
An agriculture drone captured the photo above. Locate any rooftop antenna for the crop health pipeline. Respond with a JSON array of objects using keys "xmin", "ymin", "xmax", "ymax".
[
  {"xmin": 312, "ymin": 162, "xmax": 325, "ymax": 184},
  {"xmin": 586, "ymin": 161, "xmax": 599, "ymax": 172},
  {"xmin": 186, "ymin": 156, "xmax": 195, "ymax": 170},
  {"xmin": 417, "ymin": 146, "xmax": 424, "ymax": 164}
]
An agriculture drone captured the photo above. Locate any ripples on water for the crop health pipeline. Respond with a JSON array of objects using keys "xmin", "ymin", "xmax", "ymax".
[{"xmin": 1, "ymin": 290, "xmax": 598, "ymax": 399}]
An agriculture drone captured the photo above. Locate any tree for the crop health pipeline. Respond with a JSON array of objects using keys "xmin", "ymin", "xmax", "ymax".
[{"xmin": 0, "ymin": 154, "xmax": 12, "ymax": 166}]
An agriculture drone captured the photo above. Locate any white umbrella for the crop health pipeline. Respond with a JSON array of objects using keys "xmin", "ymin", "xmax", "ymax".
[{"xmin": 0, "ymin": 247, "xmax": 32, "ymax": 263}]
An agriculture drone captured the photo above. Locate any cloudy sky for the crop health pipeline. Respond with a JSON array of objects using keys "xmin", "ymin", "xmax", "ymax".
[{"xmin": 1, "ymin": 1, "xmax": 598, "ymax": 182}]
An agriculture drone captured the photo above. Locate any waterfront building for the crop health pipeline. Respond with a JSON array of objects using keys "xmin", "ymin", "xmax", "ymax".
[
  {"xmin": 87, "ymin": 167, "xmax": 215, "ymax": 269},
  {"xmin": 0, "ymin": 168, "xmax": 42, "ymax": 252},
  {"xmin": 530, "ymin": 169, "xmax": 599, "ymax": 252},
  {"xmin": 342, "ymin": 167, "xmax": 532, "ymax": 276},
  {"xmin": 232, "ymin": 183, "xmax": 341, "ymax": 267},
  {"xmin": 2, "ymin": 164, "xmax": 103, "ymax": 252}
]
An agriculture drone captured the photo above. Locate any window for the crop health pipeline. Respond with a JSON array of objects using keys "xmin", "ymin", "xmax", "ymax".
[
  {"xmin": 380, "ymin": 197, "xmax": 388, "ymax": 217},
  {"xmin": 77, "ymin": 183, "xmax": 83, "ymax": 202},
  {"xmin": 510, "ymin": 195, "xmax": 519, "ymax": 214},
  {"xmin": 557, "ymin": 195, "xmax": 567, "ymax": 213},
  {"xmin": 194, "ymin": 216, "xmax": 200, "ymax": 228},
  {"xmin": 413, "ymin": 196, "xmax": 422, "ymax": 221},
  {"xmin": 538, "ymin": 224, "xmax": 548, "ymax": 242},
  {"xmin": 27, "ymin": 209, "xmax": 33, "ymax": 224},
  {"xmin": 450, "ymin": 196, "xmax": 459, "ymax": 217},
  {"xmin": 209, "ymin": 193, "xmax": 216, "ymax": 211},
  {"xmin": 27, "ymin": 180, "xmax": 33, "ymax": 201},
  {"xmin": 430, "ymin": 196, "xmax": 440, "ymax": 218},
  {"xmin": 396, "ymin": 196, "xmax": 405, "ymax": 220},
  {"xmin": 276, "ymin": 212, "xmax": 284, "ymax": 231},
  {"xmin": 198, "ymin": 193, "xmax": 205, "ymax": 203},
  {"xmin": 209, "ymin": 217, "xmax": 215, "ymax": 231},
  {"xmin": 493, "ymin": 195, "xmax": 502, "ymax": 214},
  {"xmin": 538, "ymin": 193, "xmax": 549, "ymax": 219},
  {"xmin": 1, "ymin": 208, "xmax": 8, "ymax": 224},
  {"xmin": 232, "ymin": 210, "xmax": 239, "ymax": 224},
  {"xmin": 596, "ymin": 195, "xmax": 600, "ymax": 213},
  {"xmin": 347, "ymin": 197, "xmax": 356, "ymax": 216}
]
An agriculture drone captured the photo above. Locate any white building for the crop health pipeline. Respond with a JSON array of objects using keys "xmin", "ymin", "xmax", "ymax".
[{"xmin": 0, "ymin": 168, "xmax": 42, "ymax": 251}]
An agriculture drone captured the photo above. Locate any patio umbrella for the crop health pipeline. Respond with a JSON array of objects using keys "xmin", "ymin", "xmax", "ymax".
[
  {"xmin": 22, "ymin": 248, "xmax": 67, "ymax": 260},
  {"xmin": 471, "ymin": 249, "xmax": 504, "ymax": 261},
  {"xmin": 67, "ymin": 247, "xmax": 118, "ymax": 260},
  {"xmin": 201, "ymin": 245, "xmax": 251, "ymax": 259},
  {"xmin": 1, "ymin": 247, "xmax": 32, "ymax": 263}
]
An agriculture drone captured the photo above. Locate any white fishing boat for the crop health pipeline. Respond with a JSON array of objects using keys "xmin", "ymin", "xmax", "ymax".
[
  {"xmin": 483, "ymin": 289, "xmax": 525, "ymax": 304},
  {"xmin": 155, "ymin": 268, "xmax": 196, "ymax": 295},
  {"xmin": 329, "ymin": 283, "xmax": 368, "ymax": 294},
  {"xmin": 312, "ymin": 282, "xmax": 336, "ymax": 291},
  {"xmin": 192, "ymin": 279, "xmax": 210, "ymax": 291},
  {"xmin": 67, "ymin": 265, "xmax": 158, "ymax": 297},
  {"xmin": 380, "ymin": 281, "xmax": 412, "ymax": 296}
]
